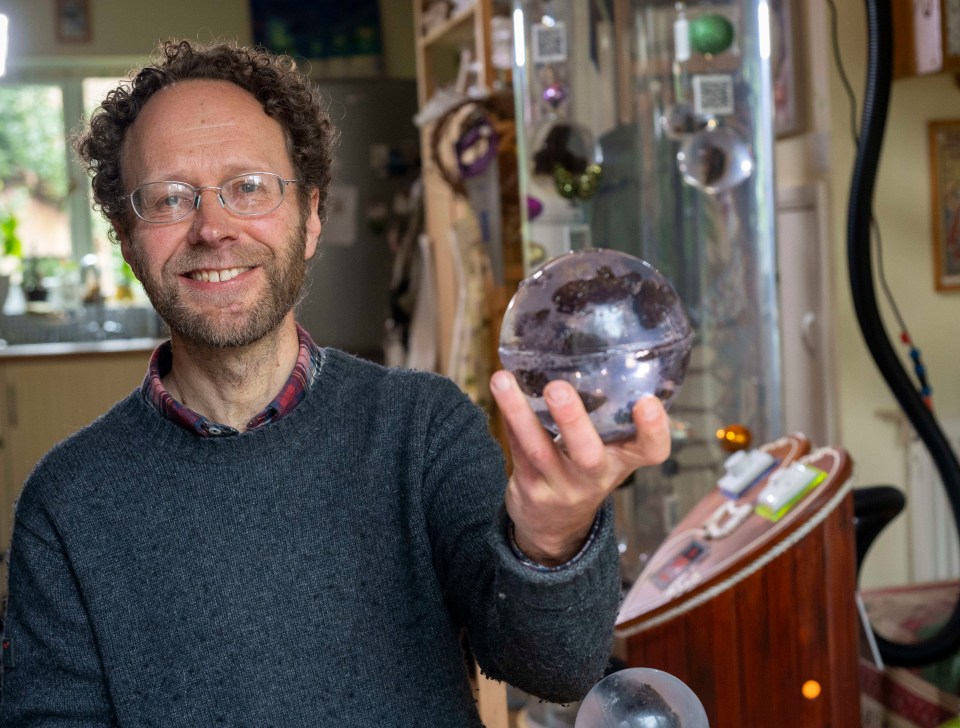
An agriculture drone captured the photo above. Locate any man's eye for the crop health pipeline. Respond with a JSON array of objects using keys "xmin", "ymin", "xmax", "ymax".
[
  {"xmin": 236, "ymin": 179, "xmax": 265, "ymax": 195},
  {"xmin": 142, "ymin": 190, "xmax": 188, "ymax": 211}
]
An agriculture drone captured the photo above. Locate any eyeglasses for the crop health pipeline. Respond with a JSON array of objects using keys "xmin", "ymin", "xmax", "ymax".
[{"xmin": 127, "ymin": 172, "xmax": 300, "ymax": 224}]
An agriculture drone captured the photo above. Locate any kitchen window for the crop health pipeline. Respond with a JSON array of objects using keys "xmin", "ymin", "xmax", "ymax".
[
  {"xmin": 0, "ymin": 70, "xmax": 145, "ymax": 309},
  {"xmin": 0, "ymin": 63, "xmax": 166, "ymax": 345}
]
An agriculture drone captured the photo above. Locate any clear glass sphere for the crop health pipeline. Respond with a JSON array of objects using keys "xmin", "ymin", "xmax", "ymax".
[
  {"xmin": 676, "ymin": 126, "xmax": 754, "ymax": 193},
  {"xmin": 660, "ymin": 104, "xmax": 715, "ymax": 141},
  {"xmin": 499, "ymin": 249, "xmax": 694, "ymax": 443},
  {"xmin": 575, "ymin": 668, "xmax": 710, "ymax": 728}
]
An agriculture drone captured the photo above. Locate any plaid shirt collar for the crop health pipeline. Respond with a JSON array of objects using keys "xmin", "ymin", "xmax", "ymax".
[{"xmin": 141, "ymin": 323, "xmax": 322, "ymax": 437}]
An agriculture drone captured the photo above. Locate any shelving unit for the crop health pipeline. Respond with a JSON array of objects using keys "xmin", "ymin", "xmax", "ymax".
[
  {"xmin": 416, "ymin": 3, "xmax": 493, "ymax": 107},
  {"xmin": 412, "ymin": 3, "xmax": 517, "ymax": 726},
  {"xmin": 412, "ymin": 0, "xmax": 521, "ymax": 376}
]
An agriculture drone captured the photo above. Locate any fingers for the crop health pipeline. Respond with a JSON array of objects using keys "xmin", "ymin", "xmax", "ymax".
[
  {"xmin": 611, "ymin": 395, "xmax": 672, "ymax": 467},
  {"xmin": 492, "ymin": 372, "xmax": 607, "ymax": 476},
  {"xmin": 492, "ymin": 370, "xmax": 672, "ymax": 474},
  {"xmin": 542, "ymin": 380, "xmax": 606, "ymax": 474},
  {"xmin": 490, "ymin": 370, "xmax": 563, "ymax": 483}
]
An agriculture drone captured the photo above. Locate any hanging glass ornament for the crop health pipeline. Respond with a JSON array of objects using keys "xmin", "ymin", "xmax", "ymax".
[
  {"xmin": 531, "ymin": 119, "xmax": 603, "ymax": 200},
  {"xmin": 660, "ymin": 103, "xmax": 716, "ymax": 141},
  {"xmin": 542, "ymin": 82, "xmax": 568, "ymax": 109},
  {"xmin": 689, "ymin": 12, "xmax": 736, "ymax": 56},
  {"xmin": 553, "ymin": 163, "xmax": 603, "ymax": 200},
  {"xmin": 676, "ymin": 126, "xmax": 753, "ymax": 193}
]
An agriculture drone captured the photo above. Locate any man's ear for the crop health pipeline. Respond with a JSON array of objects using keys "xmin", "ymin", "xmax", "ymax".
[{"xmin": 305, "ymin": 187, "xmax": 321, "ymax": 261}]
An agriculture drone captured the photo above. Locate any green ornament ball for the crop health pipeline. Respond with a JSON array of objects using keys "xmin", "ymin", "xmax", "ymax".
[{"xmin": 689, "ymin": 13, "xmax": 735, "ymax": 55}]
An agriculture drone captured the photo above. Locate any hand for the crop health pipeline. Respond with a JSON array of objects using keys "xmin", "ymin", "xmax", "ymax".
[{"xmin": 490, "ymin": 370, "xmax": 671, "ymax": 566}]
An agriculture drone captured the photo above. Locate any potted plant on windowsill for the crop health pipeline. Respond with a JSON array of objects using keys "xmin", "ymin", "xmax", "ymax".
[{"xmin": 0, "ymin": 209, "xmax": 23, "ymax": 314}]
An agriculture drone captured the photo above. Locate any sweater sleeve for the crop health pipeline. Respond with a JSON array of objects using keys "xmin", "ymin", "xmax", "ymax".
[
  {"xmin": 1, "ymin": 485, "xmax": 114, "ymax": 725},
  {"xmin": 420, "ymin": 380, "xmax": 621, "ymax": 704}
]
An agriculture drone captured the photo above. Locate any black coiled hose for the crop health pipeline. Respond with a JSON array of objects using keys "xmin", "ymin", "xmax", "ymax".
[{"xmin": 848, "ymin": 0, "xmax": 960, "ymax": 665}]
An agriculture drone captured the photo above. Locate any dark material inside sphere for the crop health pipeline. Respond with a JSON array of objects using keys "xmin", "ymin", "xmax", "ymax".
[
  {"xmin": 550, "ymin": 266, "xmax": 679, "ymax": 331},
  {"xmin": 613, "ymin": 681, "xmax": 681, "ymax": 727}
]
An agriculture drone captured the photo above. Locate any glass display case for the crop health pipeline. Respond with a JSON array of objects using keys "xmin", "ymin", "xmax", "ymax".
[{"xmin": 511, "ymin": 0, "xmax": 782, "ymax": 582}]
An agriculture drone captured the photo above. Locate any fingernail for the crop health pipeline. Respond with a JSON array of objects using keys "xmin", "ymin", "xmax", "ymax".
[
  {"xmin": 639, "ymin": 396, "xmax": 661, "ymax": 421},
  {"xmin": 491, "ymin": 371, "xmax": 512, "ymax": 392},
  {"xmin": 546, "ymin": 384, "xmax": 570, "ymax": 405}
]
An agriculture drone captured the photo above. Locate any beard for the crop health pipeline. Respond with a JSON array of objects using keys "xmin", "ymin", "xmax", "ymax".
[{"xmin": 128, "ymin": 215, "xmax": 309, "ymax": 349}]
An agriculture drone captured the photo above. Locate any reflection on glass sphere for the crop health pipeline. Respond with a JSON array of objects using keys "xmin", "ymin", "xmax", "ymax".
[
  {"xmin": 676, "ymin": 126, "xmax": 753, "ymax": 193},
  {"xmin": 575, "ymin": 668, "xmax": 710, "ymax": 728},
  {"xmin": 499, "ymin": 249, "xmax": 694, "ymax": 443},
  {"xmin": 532, "ymin": 120, "xmax": 602, "ymax": 187},
  {"xmin": 660, "ymin": 104, "xmax": 715, "ymax": 141}
]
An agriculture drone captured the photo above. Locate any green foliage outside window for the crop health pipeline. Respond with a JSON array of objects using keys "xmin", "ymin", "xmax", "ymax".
[
  {"xmin": 0, "ymin": 86, "xmax": 68, "ymax": 207},
  {"xmin": 0, "ymin": 211, "xmax": 22, "ymax": 258}
]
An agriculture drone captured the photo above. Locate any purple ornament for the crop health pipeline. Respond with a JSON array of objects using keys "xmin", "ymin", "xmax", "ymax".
[
  {"xmin": 542, "ymin": 83, "xmax": 567, "ymax": 108},
  {"xmin": 527, "ymin": 195, "xmax": 544, "ymax": 220}
]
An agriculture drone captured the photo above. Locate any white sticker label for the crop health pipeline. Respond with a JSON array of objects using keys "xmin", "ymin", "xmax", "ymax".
[
  {"xmin": 693, "ymin": 74, "xmax": 735, "ymax": 116},
  {"xmin": 532, "ymin": 22, "xmax": 568, "ymax": 63}
]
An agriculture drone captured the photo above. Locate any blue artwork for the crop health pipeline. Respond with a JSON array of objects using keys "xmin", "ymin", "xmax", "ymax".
[{"xmin": 250, "ymin": 0, "xmax": 382, "ymax": 60}]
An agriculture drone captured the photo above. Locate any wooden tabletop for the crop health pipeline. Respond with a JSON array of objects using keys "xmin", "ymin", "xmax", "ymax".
[{"xmin": 617, "ymin": 433, "xmax": 854, "ymax": 634}]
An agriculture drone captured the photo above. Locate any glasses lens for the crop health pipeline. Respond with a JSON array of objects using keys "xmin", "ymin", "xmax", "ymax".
[
  {"xmin": 221, "ymin": 173, "xmax": 284, "ymax": 215},
  {"xmin": 132, "ymin": 182, "xmax": 195, "ymax": 222}
]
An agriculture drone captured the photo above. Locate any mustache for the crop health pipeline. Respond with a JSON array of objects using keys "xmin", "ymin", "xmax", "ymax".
[{"xmin": 164, "ymin": 248, "xmax": 268, "ymax": 275}]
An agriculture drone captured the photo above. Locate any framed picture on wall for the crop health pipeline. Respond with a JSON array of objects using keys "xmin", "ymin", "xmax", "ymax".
[
  {"xmin": 56, "ymin": 0, "xmax": 91, "ymax": 43},
  {"xmin": 929, "ymin": 119, "xmax": 960, "ymax": 291},
  {"xmin": 771, "ymin": 0, "xmax": 804, "ymax": 138}
]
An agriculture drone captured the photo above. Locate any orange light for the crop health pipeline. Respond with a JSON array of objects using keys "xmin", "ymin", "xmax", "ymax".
[
  {"xmin": 716, "ymin": 424, "xmax": 752, "ymax": 453},
  {"xmin": 801, "ymin": 680, "xmax": 821, "ymax": 700}
]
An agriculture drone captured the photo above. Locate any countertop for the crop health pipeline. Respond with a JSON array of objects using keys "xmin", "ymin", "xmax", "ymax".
[{"xmin": 0, "ymin": 337, "xmax": 163, "ymax": 360}]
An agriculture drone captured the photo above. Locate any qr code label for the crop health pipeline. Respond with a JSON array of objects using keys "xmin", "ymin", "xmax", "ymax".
[
  {"xmin": 533, "ymin": 22, "xmax": 567, "ymax": 63},
  {"xmin": 693, "ymin": 74, "xmax": 735, "ymax": 116}
]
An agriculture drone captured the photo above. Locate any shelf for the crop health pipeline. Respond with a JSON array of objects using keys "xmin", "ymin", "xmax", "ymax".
[{"xmin": 419, "ymin": 3, "xmax": 477, "ymax": 51}]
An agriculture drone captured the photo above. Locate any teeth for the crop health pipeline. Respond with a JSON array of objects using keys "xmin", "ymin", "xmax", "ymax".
[{"xmin": 188, "ymin": 267, "xmax": 249, "ymax": 283}]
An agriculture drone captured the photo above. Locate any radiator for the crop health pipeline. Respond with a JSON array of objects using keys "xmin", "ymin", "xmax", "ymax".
[{"xmin": 908, "ymin": 416, "xmax": 960, "ymax": 582}]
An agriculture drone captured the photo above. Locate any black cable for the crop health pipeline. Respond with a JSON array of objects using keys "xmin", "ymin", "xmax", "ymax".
[
  {"xmin": 828, "ymin": 0, "xmax": 932, "ymax": 403},
  {"xmin": 848, "ymin": 0, "xmax": 960, "ymax": 665}
]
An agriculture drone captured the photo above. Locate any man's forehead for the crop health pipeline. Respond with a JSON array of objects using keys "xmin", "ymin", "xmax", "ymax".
[
  {"xmin": 140, "ymin": 79, "xmax": 267, "ymax": 120},
  {"xmin": 121, "ymin": 78, "xmax": 289, "ymax": 179}
]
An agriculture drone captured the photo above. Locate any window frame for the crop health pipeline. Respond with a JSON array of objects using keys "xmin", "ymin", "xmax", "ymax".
[{"xmin": 0, "ymin": 56, "xmax": 146, "ymax": 262}]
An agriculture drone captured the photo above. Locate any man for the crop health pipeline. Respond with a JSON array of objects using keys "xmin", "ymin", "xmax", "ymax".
[{"xmin": 1, "ymin": 40, "xmax": 669, "ymax": 725}]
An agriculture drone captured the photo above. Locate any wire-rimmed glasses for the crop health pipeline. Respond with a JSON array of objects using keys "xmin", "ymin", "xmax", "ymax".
[{"xmin": 127, "ymin": 172, "xmax": 300, "ymax": 224}]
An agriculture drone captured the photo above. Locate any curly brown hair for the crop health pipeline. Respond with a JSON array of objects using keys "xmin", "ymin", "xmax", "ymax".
[{"xmin": 74, "ymin": 39, "xmax": 338, "ymax": 243}]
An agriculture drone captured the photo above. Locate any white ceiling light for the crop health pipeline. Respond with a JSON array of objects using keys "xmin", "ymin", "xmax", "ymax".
[{"xmin": 0, "ymin": 14, "xmax": 8, "ymax": 77}]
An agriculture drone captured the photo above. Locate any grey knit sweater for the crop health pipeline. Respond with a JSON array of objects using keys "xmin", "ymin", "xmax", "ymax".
[{"xmin": 1, "ymin": 349, "xmax": 621, "ymax": 726}]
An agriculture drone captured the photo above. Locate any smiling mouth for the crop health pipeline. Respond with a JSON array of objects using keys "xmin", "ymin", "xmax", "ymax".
[{"xmin": 186, "ymin": 267, "xmax": 253, "ymax": 283}]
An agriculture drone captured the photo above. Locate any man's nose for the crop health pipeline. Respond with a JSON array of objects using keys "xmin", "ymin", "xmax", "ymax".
[{"xmin": 189, "ymin": 188, "xmax": 235, "ymax": 244}]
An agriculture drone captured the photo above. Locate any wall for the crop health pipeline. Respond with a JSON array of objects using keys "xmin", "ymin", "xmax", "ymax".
[
  {"xmin": 784, "ymin": 0, "xmax": 960, "ymax": 588},
  {"xmin": 0, "ymin": 0, "xmax": 415, "ymax": 78},
  {"xmin": 1, "ymin": 0, "xmax": 252, "ymax": 60}
]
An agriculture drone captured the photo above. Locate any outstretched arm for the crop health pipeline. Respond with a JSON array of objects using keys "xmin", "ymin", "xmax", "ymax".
[{"xmin": 490, "ymin": 370, "xmax": 671, "ymax": 566}]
